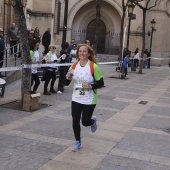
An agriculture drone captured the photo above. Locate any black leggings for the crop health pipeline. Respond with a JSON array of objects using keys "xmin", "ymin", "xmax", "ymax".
[
  {"xmin": 31, "ymin": 73, "xmax": 40, "ymax": 92},
  {"xmin": 71, "ymin": 101, "xmax": 96, "ymax": 142},
  {"xmin": 44, "ymin": 69, "xmax": 56, "ymax": 92}
]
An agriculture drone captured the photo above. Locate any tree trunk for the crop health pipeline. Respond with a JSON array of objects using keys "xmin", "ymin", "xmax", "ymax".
[
  {"xmin": 13, "ymin": 0, "xmax": 31, "ymax": 105},
  {"xmin": 138, "ymin": 9, "xmax": 146, "ymax": 74}
]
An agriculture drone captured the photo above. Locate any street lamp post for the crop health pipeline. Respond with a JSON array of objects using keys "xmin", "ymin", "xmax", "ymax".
[
  {"xmin": 58, "ymin": 0, "xmax": 68, "ymax": 93},
  {"xmin": 61, "ymin": 0, "xmax": 68, "ymax": 55},
  {"xmin": 126, "ymin": 2, "xmax": 135, "ymax": 51},
  {"xmin": 148, "ymin": 19, "xmax": 156, "ymax": 68}
]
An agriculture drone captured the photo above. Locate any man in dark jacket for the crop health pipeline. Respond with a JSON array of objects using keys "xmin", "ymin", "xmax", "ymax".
[
  {"xmin": 67, "ymin": 39, "xmax": 75, "ymax": 54},
  {"xmin": 57, "ymin": 42, "xmax": 70, "ymax": 93},
  {"xmin": 42, "ymin": 28, "xmax": 51, "ymax": 55},
  {"xmin": 0, "ymin": 28, "xmax": 5, "ymax": 77},
  {"xmin": 7, "ymin": 23, "xmax": 19, "ymax": 57}
]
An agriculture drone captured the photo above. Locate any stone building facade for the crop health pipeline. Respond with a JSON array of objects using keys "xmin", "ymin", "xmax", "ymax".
[{"xmin": 0, "ymin": 0, "xmax": 170, "ymax": 65}]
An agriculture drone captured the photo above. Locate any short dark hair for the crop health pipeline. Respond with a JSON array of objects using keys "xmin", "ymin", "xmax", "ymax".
[
  {"xmin": 65, "ymin": 42, "xmax": 69, "ymax": 49},
  {"xmin": 85, "ymin": 40, "xmax": 90, "ymax": 44},
  {"xmin": 30, "ymin": 40, "xmax": 39, "ymax": 51},
  {"xmin": 125, "ymin": 52, "xmax": 130, "ymax": 56}
]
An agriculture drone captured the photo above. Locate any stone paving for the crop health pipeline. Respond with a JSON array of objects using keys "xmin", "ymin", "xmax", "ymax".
[{"xmin": 0, "ymin": 65, "xmax": 170, "ymax": 170}]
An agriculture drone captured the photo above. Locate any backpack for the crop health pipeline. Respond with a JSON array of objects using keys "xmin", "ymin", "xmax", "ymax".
[{"xmin": 72, "ymin": 60, "xmax": 94, "ymax": 77}]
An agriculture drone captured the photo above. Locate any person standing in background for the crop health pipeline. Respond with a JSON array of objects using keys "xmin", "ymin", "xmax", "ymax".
[
  {"xmin": 57, "ymin": 42, "xmax": 70, "ymax": 93},
  {"xmin": 143, "ymin": 49, "xmax": 148, "ymax": 69},
  {"xmin": 8, "ymin": 23, "xmax": 19, "ymax": 57},
  {"xmin": 0, "ymin": 28, "xmax": 5, "ymax": 78},
  {"xmin": 134, "ymin": 48, "xmax": 140, "ymax": 68},
  {"xmin": 34, "ymin": 27, "xmax": 41, "ymax": 42},
  {"xmin": 123, "ymin": 52, "xmax": 129, "ymax": 77},
  {"xmin": 70, "ymin": 44, "xmax": 77, "ymax": 63},
  {"xmin": 30, "ymin": 40, "xmax": 41, "ymax": 92},
  {"xmin": 42, "ymin": 44, "xmax": 60, "ymax": 95},
  {"xmin": 28, "ymin": 28, "xmax": 35, "ymax": 47},
  {"xmin": 85, "ymin": 40, "xmax": 91, "ymax": 46},
  {"xmin": 67, "ymin": 39, "xmax": 75, "ymax": 54},
  {"xmin": 42, "ymin": 28, "xmax": 51, "ymax": 55}
]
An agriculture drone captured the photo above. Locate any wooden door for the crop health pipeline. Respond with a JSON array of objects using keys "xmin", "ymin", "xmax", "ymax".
[{"xmin": 86, "ymin": 19, "xmax": 106, "ymax": 53}]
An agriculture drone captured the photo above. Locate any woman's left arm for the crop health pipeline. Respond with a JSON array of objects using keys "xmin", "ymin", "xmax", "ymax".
[
  {"xmin": 91, "ymin": 64, "xmax": 104, "ymax": 89},
  {"xmin": 91, "ymin": 77, "xmax": 104, "ymax": 89}
]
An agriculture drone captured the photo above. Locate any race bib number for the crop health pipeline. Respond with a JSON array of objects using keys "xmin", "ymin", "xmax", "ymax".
[{"xmin": 73, "ymin": 88, "xmax": 90, "ymax": 98}]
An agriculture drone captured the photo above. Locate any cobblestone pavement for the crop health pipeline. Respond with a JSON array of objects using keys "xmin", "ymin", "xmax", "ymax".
[{"xmin": 0, "ymin": 65, "xmax": 170, "ymax": 170}]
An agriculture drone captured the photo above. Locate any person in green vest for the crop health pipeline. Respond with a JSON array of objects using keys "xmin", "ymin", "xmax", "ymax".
[
  {"xmin": 42, "ymin": 44, "xmax": 60, "ymax": 95},
  {"xmin": 30, "ymin": 40, "xmax": 41, "ymax": 93}
]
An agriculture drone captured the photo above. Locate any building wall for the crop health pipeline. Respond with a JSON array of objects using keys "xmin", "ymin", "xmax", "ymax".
[
  {"xmin": 0, "ymin": 0, "xmax": 170, "ymax": 63},
  {"xmin": 26, "ymin": 0, "xmax": 53, "ymax": 36},
  {"xmin": 0, "ymin": 0, "xmax": 3, "ymax": 29},
  {"xmin": 145, "ymin": 0, "xmax": 170, "ymax": 61}
]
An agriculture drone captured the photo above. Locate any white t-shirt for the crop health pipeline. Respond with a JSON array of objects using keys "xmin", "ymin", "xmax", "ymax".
[
  {"xmin": 134, "ymin": 53, "xmax": 140, "ymax": 60},
  {"xmin": 70, "ymin": 49, "xmax": 77, "ymax": 63},
  {"xmin": 50, "ymin": 53, "xmax": 58, "ymax": 69},
  {"xmin": 70, "ymin": 49, "xmax": 77, "ymax": 55},
  {"xmin": 45, "ymin": 52, "xmax": 58, "ymax": 69},
  {"xmin": 70, "ymin": 60, "xmax": 103, "ymax": 105},
  {"xmin": 31, "ymin": 51, "xmax": 39, "ymax": 74},
  {"xmin": 72, "ymin": 61, "xmax": 94, "ymax": 104}
]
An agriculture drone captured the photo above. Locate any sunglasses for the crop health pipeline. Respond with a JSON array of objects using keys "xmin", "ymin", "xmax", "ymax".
[{"xmin": 52, "ymin": 47, "xmax": 56, "ymax": 49}]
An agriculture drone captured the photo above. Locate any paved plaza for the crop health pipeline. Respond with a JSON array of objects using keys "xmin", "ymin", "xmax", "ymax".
[{"xmin": 0, "ymin": 65, "xmax": 170, "ymax": 170}]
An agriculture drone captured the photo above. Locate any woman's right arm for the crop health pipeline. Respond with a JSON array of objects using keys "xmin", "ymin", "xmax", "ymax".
[
  {"xmin": 63, "ymin": 79, "xmax": 72, "ymax": 86},
  {"xmin": 63, "ymin": 66, "xmax": 73, "ymax": 86}
]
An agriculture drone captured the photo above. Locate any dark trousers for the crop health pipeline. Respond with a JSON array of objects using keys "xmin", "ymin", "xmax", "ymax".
[
  {"xmin": 134, "ymin": 59, "xmax": 139, "ymax": 68},
  {"xmin": 0, "ymin": 53, "xmax": 4, "ymax": 75},
  {"xmin": 71, "ymin": 101, "xmax": 96, "ymax": 142},
  {"xmin": 43, "ymin": 45, "xmax": 49, "ymax": 55},
  {"xmin": 58, "ymin": 67, "xmax": 66, "ymax": 92},
  {"xmin": 148, "ymin": 58, "xmax": 151, "ymax": 68},
  {"xmin": 10, "ymin": 40, "xmax": 18, "ymax": 56},
  {"xmin": 124, "ymin": 68, "xmax": 127, "ymax": 77},
  {"xmin": 31, "ymin": 73, "xmax": 40, "ymax": 92},
  {"xmin": 44, "ymin": 70, "xmax": 56, "ymax": 92}
]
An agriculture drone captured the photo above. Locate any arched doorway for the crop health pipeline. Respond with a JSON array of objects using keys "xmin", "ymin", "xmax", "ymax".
[{"xmin": 86, "ymin": 19, "xmax": 106, "ymax": 53}]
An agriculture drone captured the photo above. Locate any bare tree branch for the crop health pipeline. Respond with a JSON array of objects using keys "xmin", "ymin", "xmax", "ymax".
[
  {"xmin": 134, "ymin": 0, "xmax": 144, "ymax": 9},
  {"xmin": 147, "ymin": 0, "xmax": 159, "ymax": 10},
  {"xmin": 134, "ymin": 0, "xmax": 159, "ymax": 10}
]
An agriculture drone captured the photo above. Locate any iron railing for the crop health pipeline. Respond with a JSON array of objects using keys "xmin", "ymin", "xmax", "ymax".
[
  {"xmin": 1, "ymin": 39, "xmax": 21, "ymax": 76},
  {"xmin": 71, "ymin": 29, "xmax": 120, "ymax": 55}
]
